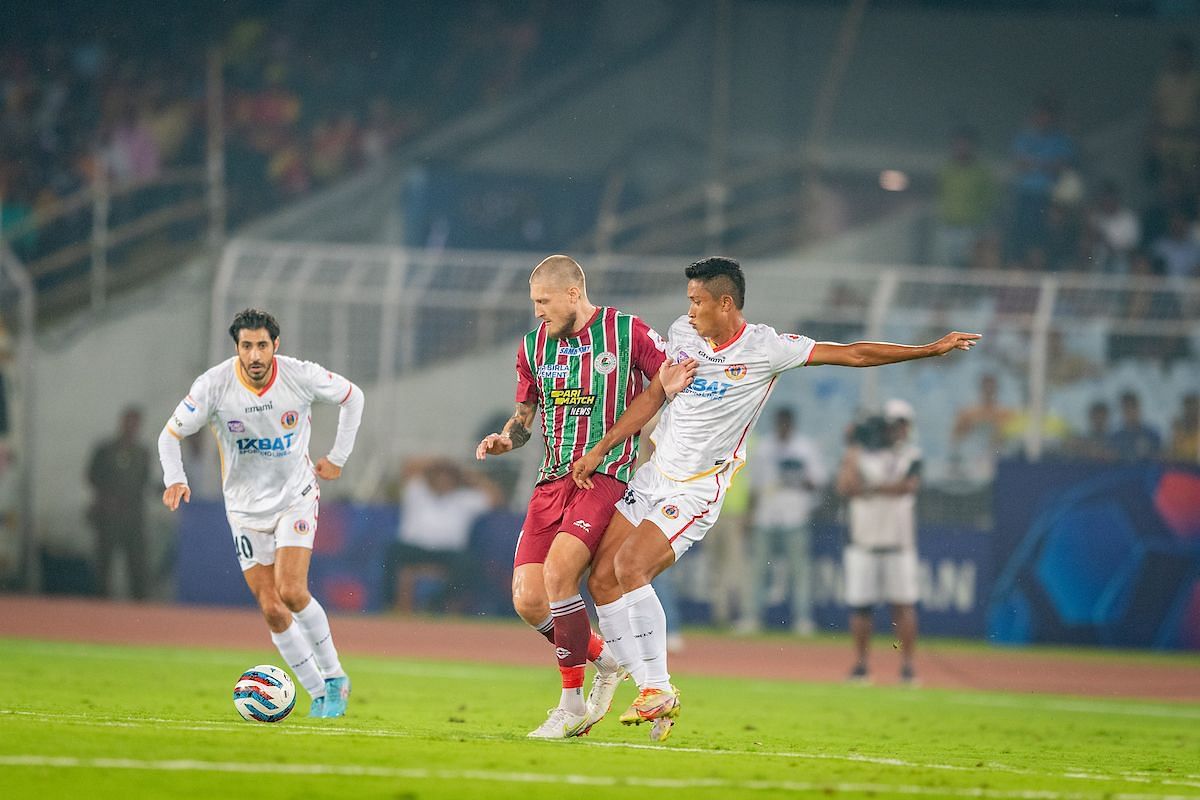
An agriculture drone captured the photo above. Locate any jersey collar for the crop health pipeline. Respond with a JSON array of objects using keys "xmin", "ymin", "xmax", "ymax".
[
  {"xmin": 709, "ymin": 322, "xmax": 747, "ymax": 353},
  {"xmin": 235, "ymin": 356, "xmax": 278, "ymax": 396}
]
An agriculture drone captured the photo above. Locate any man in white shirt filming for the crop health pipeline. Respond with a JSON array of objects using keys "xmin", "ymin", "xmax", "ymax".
[{"xmin": 837, "ymin": 398, "xmax": 922, "ymax": 685}]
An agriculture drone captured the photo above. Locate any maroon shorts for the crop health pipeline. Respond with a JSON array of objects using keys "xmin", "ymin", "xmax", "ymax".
[{"xmin": 513, "ymin": 473, "xmax": 627, "ymax": 568}]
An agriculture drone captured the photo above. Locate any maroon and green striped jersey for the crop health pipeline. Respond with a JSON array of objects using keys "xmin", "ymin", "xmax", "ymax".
[{"xmin": 515, "ymin": 307, "xmax": 667, "ymax": 484}]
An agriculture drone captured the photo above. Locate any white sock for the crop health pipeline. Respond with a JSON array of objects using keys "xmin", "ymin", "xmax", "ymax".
[
  {"xmin": 596, "ymin": 596, "xmax": 646, "ymax": 686},
  {"xmin": 625, "ymin": 584, "xmax": 671, "ymax": 690},
  {"xmin": 559, "ymin": 686, "xmax": 585, "ymax": 715},
  {"xmin": 293, "ymin": 598, "xmax": 345, "ymax": 678},
  {"xmin": 270, "ymin": 623, "xmax": 325, "ymax": 699}
]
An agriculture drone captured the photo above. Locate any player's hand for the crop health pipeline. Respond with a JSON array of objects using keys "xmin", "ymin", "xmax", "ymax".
[
  {"xmin": 475, "ymin": 433, "xmax": 513, "ymax": 460},
  {"xmin": 314, "ymin": 457, "xmax": 342, "ymax": 480},
  {"xmin": 571, "ymin": 450, "xmax": 603, "ymax": 490},
  {"xmin": 932, "ymin": 331, "xmax": 981, "ymax": 356},
  {"xmin": 163, "ymin": 483, "xmax": 191, "ymax": 511},
  {"xmin": 659, "ymin": 358, "xmax": 697, "ymax": 399}
]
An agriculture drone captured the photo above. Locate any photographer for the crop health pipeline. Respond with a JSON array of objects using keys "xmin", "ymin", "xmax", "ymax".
[{"xmin": 836, "ymin": 399, "xmax": 922, "ymax": 685}]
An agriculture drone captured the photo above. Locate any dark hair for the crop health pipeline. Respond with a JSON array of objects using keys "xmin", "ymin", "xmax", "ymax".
[
  {"xmin": 229, "ymin": 308, "xmax": 281, "ymax": 344},
  {"xmin": 684, "ymin": 256, "xmax": 745, "ymax": 309}
]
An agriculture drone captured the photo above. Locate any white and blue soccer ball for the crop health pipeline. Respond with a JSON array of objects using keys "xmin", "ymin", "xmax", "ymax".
[{"xmin": 233, "ymin": 664, "xmax": 296, "ymax": 723}]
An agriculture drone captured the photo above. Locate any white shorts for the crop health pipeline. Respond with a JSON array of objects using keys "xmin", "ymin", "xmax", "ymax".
[
  {"xmin": 227, "ymin": 490, "xmax": 320, "ymax": 572},
  {"xmin": 615, "ymin": 462, "xmax": 734, "ymax": 561},
  {"xmin": 843, "ymin": 545, "xmax": 918, "ymax": 607}
]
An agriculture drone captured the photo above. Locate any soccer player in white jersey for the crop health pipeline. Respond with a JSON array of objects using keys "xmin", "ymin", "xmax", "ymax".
[
  {"xmin": 572, "ymin": 257, "xmax": 979, "ymax": 738},
  {"xmin": 158, "ymin": 308, "xmax": 365, "ymax": 718}
]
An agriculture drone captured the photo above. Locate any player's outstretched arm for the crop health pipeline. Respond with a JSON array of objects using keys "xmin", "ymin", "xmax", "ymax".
[
  {"xmin": 570, "ymin": 359, "xmax": 695, "ymax": 489},
  {"xmin": 808, "ymin": 331, "xmax": 980, "ymax": 368},
  {"xmin": 476, "ymin": 401, "xmax": 536, "ymax": 460}
]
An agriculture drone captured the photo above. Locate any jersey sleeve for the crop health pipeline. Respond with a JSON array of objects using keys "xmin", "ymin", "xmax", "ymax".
[
  {"xmin": 630, "ymin": 316, "xmax": 668, "ymax": 381},
  {"xmin": 164, "ymin": 374, "xmax": 215, "ymax": 440},
  {"xmin": 301, "ymin": 360, "xmax": 354, "ymax": 405},
  {"xmin": 515, "ymin": 343, "xmax": 539, "ymax": 405},
  {"xmin": 764, "ymin": 328, "xmax": 816, "ymax": 373},
  {"xmin": 665, "ymin": 315, "xmax": 692, "ymax": 362}
]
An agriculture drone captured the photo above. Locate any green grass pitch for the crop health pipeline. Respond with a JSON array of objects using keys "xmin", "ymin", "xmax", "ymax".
[{"xmin": 1, "ymin": 637, "xmax": 1197, "ymax": 799}]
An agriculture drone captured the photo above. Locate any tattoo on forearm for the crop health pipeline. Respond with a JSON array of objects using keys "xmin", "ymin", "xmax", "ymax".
[
  {"xmin": 503, "ymin": 404, "xmax": 534, "ymax": 449},
  {"xmin": 505, "ymin": 419, "xmax": 531, "ymax": 448}
]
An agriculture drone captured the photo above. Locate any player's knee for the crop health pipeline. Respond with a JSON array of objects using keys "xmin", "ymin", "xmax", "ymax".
[
  {"xmin": 586, "ymin": 562, "xmax": 620, "ymax": 602},
  {"xmin": 613, "ymin": 548, "xmax": 651, "ymax": 590},
  {"xmin": 542, "ymin": 557, "xmax": 584, "ymax": 601},
  {"xmin": 276, "ymin": 582, "xmax": 311, "ymax": 612},
  {"xmin": 258, "ymin": 598, "xmax": 291, "ymax": 630},
  {"xmin": 511, "ymin": 587, "xmax": 548, "ymax": 626}
]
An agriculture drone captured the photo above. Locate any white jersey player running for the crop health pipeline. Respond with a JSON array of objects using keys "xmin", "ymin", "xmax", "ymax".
[
  {"xmin": 571, "ymin": 257, "xmax": 980, "ymax": 739},
  {"xmin": 158, "ymin": 308, "xmax": 365, "ymax": 718}
]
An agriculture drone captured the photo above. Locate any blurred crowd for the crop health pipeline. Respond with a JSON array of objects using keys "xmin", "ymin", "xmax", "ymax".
[
  {"xmin": 0, "ymin": 1, "xmax": 586, "ymax": 262},
  {"xmin": 929, "ymin": 36, "xmax": 1200, "ymax": 286}
]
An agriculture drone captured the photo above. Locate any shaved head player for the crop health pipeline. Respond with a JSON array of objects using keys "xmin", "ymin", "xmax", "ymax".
[{"xmin": 476, "ymin": 255, "xmax": 694, "ymax": 738}]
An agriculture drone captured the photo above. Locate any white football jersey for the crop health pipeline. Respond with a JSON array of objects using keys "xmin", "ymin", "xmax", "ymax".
[
  {"xmin": 650, "ymin": 316, "xmax": 816, "ymax": 481},
  {"xmin": 163, "ymin": 355, "xmax": 355, "ymax": 519}
]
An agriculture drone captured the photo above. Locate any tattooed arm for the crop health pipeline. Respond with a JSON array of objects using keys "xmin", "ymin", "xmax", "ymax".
[{"xmin": 475, "ymin": 401, "xmax": 537, "ymax": 459}]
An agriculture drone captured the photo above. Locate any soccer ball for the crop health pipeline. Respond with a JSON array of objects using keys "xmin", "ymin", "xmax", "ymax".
[{"xmin": 233, "ymin": 664, "xmax": 296, "ymax": 723}]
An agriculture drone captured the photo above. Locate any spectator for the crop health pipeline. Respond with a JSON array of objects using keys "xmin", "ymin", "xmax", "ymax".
[
  {"xmin": 1108, "ymin": 391, "xmax": 1162, "ymax": 461},
  {"xmin": 1169, "ymin": 392, "xmax": 1200, "ymax": 462},
  {"xmin": 1007, "ymin": 95, "xmax": 1078, "ymax": 263},
  {"xmin": 390, "ymin": 456, "xmax": 499, "ymax": 613},
  {"xmin": 951, "ymin": 374, "xmax": 1015, "ymax": 486},
  {"xmin": 1086, "ymin": 180, "xmax": 1141, "ymax": 274},
  {"xmin": 86, "ymin": 406, "xmax": 152, "ymax": 599},
  {"xmin": 1063, "ymin": 401, "xmax": 1116, "ymax": 461},
  {"xmin": 837, "ymin": 399, "xmax": 923, "ymax": 685},
  {"xmin": 931, "ymin": 126, "xmax": 998, "ymax": 268},
  {"xmin": 1150, "ymin": 208, "xmax": 1200, "ymax": 284},
  {"xmin": 742, "ymin": 407, "xmax": 827, "ymax": 635},
  {"xmin": 1149, "ymin": 36, "xmax": 1200, "ymax": 189}
]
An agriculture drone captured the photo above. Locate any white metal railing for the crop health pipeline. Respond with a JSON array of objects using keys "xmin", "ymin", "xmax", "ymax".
[
  {"xmin": 211, "ymin": 240, "xmax": 1200, "ymax": 471},
  {"xmin": 0, "ymin": 243, "xmax": 37, "ymax": 590}
]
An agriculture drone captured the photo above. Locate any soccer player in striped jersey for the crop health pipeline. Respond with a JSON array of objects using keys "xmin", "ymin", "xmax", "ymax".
[
  {"xmin": 572, "ymin": 257, "xmax": 979, "ymax": 739},
  {"xmin": 475, "ymin": 255, "xmax": 695, "ymax": 739},
  {"xmin": 158, "ymin": 309, "xmax": 365, "ymax": 718}
]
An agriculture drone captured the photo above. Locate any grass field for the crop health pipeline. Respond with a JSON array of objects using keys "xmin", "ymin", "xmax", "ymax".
[{"xmin": 1, "ymin": 637, "xmax": 1198, "ymax": 799}]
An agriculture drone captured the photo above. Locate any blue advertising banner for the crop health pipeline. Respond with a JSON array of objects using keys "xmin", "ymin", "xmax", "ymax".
[
  {"xmin": 808, "ymin": 524, "xmax": 994, "ymax": 638},
  {"xmin": 988, "ymin": 460, "xmax": 1200, "ymax": 650},
  {"xmin": 176, "ymin": 500, "xmax": 396, "ymax": 612}
]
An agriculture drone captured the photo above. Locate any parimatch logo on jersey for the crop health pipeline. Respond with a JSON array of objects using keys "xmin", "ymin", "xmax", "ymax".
[{"xmin": 550, "ymin": 388, "xmax": 596, "ymax": 417}]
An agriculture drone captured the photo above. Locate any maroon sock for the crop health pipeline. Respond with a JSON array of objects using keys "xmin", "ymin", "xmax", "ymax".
[
  {"xmin": 534, "ymin": 615, "xmax": 555, "ymax": 646},
  {"xmin": 550, "ymin": 594, "xmax": 590, "ymax": 688}
]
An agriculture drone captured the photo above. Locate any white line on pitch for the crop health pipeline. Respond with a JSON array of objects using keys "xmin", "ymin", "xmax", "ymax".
[
  {"xmin": 1, "ymin": 755, "xmax": 1198, "ymax": 800},
  {"xmin": 3, "ymin": 709, "xmax": 1197, "ymax": 790},
  {"xmin": 944, "ymin": 694, "xmax": 1200, "ymax": 720}
]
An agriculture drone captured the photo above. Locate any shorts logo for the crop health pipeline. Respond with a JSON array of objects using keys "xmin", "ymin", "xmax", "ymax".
[
  {"xmin": 724, "ymin": 363, "xmax": 747, "ymax": 380},
  {"xmin": 281, "ymin": 410, "xmax": 300, "ymax": 429},
  {"xmin": 574, "ymin": 519, "xmax": 592, "ymax": 531},
  {"xmin": 662, "ymin": 505, "xmax": 679, "ymax": 519},
  {"xmin": 293, "ymin": 519, "xmax": 311, "ymax": 535},
  {"xmin": 594, "ymin": 351, "xmax": 618, "ymax": 375},
  {"xmin": 554, "ymin": 647, "xmax": 571, "ymax": 660},
  {"xmin": 227, "ymin": 420, "xmax": 245, "ymax": 433}
]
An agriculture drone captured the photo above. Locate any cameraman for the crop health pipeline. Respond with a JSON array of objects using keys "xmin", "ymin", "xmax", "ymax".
[{"xmin": 836, "ymin": 398, "xmax": 921, "ymax": 685}]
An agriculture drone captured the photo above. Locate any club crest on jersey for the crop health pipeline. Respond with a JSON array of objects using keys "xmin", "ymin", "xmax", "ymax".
[
  {"xmin": 594, "ymin": 351, "xmax": 617, "ymax": 375},
  {"xmin": 293, "ymin": 519, "xmax": 311, "ymax": 535},
  {"xmin": 662, "ymin": 505, "xmax": 680, "ymax": 520},
  {"xmin": 724, "ymin": 363, "xmax": 748, "ymax": 380},
  {"xmin": 227, "ymin": 420, "xmax": 245, "ymax": 433},
  {"xmin": 280, "ymin": 410, "xmax": 300, "ymax": 429}
]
